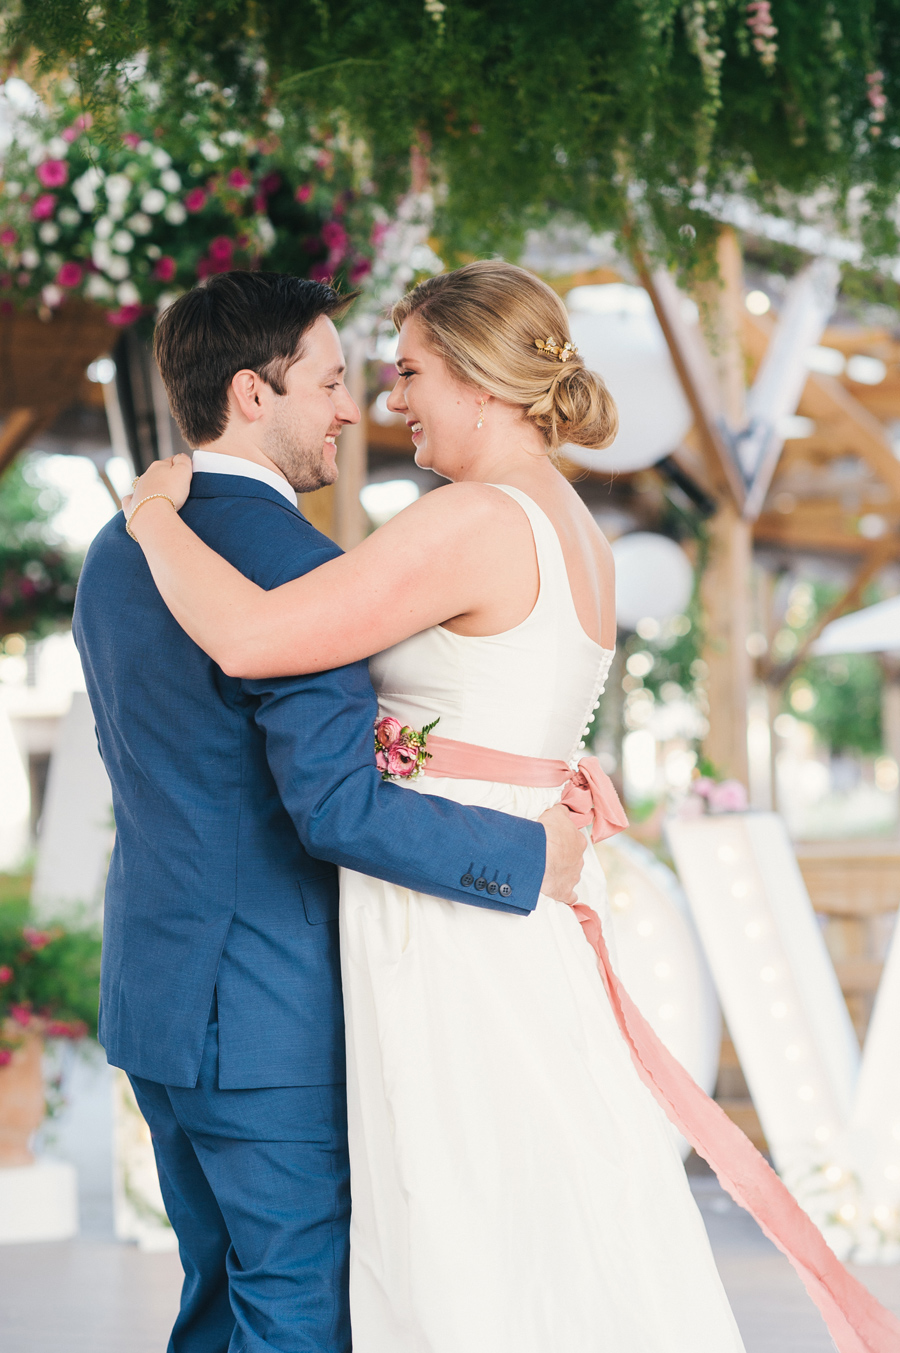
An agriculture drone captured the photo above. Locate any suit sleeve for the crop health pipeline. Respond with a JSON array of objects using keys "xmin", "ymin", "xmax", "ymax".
[{"xmin": 244, "ymin": 548, "xmax": 546, "ymax": 915}]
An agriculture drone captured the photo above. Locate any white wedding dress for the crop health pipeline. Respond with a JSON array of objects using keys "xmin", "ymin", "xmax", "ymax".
[{"xmin": 340, "ymin": 485, "xmax": 745, "ymax": 1352}]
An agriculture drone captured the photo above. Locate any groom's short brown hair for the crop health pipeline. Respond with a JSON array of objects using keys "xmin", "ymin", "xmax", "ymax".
[{"xmin": 154, "ymin": 271, "xmax": 357, "ymax": 447}]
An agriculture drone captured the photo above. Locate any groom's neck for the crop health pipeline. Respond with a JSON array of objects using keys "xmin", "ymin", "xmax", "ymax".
[{"xmin": 195, "ymin": 431, "xmax": 291, "ymax": 484}]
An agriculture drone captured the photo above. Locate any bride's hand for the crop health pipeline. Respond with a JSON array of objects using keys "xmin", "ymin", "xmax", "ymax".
[{"xmin": 122, "ymin": 452, "xmax": 193, "ymax": 518}]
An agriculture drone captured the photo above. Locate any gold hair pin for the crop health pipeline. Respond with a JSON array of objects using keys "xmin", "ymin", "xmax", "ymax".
[{"xmin": 534, "ymin": 336, "xmax": 578, "ymax": 362}]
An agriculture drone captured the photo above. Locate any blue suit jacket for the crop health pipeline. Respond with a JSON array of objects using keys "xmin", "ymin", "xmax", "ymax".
[{"xmin": 73, "ymin": 473, "xmax": 545, "ymax": 1090}]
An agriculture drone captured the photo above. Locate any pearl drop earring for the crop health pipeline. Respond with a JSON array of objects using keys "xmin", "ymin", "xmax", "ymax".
[{"xmin": 476, "ymin": 399, "xmax": 485, "ymax": 430}]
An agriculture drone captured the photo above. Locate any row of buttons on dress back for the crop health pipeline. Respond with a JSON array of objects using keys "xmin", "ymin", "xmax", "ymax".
[{"xmin": 460, "ymin": 864, "xmax": 512, "ymax": 898}]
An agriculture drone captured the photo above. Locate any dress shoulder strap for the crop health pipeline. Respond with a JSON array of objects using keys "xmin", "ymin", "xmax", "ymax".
[{"xmin": 487, "ymin": 483, "xmax": 571, "ymax": 604}]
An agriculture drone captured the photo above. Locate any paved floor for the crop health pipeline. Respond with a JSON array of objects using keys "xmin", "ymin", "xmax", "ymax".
[{"xmin": 2, "ymin": 1172, "xmax": 899, "ymax": 1351}]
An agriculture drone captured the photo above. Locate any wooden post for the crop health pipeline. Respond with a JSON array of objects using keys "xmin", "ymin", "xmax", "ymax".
[
  {"xmin": 699, "ymin": 228, "xmax": 751, "ymax": 785},
  {"xmin": 299, "ymin": 336, "xmax": 368, "ymax": 548},
  {"xmin": 333, "ymin": 336, "xmax": 368, "ymax": 550},
  {"xmin": 701, "ymin": 507, "xmax": 752, "ymax": 784}
]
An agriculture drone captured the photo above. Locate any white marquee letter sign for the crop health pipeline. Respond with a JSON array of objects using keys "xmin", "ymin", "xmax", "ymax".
[{"xmin": 668, "ymin": 813, "xmax": 900, "ymax": 1262}]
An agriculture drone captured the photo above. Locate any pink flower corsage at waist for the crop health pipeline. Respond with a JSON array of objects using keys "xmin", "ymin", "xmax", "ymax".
[{"xmin": 374, "ymin": 715, "xmax": 439, "ymax": 781}]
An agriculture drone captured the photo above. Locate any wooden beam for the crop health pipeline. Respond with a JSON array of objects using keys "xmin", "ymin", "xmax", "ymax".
[
  {"xmin": 0, "ymin": 408, "xmax": 52, "ymax": 477},
  {"xmin": 762, "ymin": 539, "xmax": 897, "ymax": 684},
  {"xmin": 630, "ymin": 246, "xmax": 744, "ymax": 511}
]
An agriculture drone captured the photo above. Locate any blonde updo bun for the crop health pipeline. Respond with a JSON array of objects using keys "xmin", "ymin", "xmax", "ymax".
[{"xmin": 391, "ymin": 260, "xmax": 618, "ymax": 452}]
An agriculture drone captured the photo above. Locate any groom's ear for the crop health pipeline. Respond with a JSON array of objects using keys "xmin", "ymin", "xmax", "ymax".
[{"xmin": 228, "ymin": 369, "xmax": 269, "ymax": 425}]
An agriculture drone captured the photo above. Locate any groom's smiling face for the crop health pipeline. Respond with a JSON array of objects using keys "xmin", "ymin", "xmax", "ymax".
[{"xmin": 232, "ymin": 315, "xmax": 360, "ymax": 493}]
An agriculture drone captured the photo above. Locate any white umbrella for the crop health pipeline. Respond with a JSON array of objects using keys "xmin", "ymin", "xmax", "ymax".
[{"xmin": 811, "ymin": 595, "xmax": 900, "ymax": 656}]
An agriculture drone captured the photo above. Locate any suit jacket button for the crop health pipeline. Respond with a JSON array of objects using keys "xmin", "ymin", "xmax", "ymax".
[
  {"xmin": 461, "ymin": 873, "xmax": 474, "ymax": 888},
  {"xmin": 487, "ymin": 881, "xmax": 499, "ymax": 895},
  {"xmin": 499, "ymin": 883, "xmax": 512, "ymax": 898},
  {"xmin": 474, "ymin": 877, "xmax": 487, "ymax": 891}
]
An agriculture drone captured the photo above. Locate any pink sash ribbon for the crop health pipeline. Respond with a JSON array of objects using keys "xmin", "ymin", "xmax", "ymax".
[
  {"xmin": 423, "ymin": 734, "xmax": 900, "ymax": 1353},
  {"xmin": 425, "ymin": 735, "xmax": 629, "ymax": 842}
]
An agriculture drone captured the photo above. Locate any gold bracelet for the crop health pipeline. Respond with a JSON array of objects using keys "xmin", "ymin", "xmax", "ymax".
[{"xmin": 126, "ymin": 493, "xmax": 177, "ymax": 541}]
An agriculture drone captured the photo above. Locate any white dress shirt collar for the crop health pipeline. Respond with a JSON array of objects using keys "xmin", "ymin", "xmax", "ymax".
[{"xmin": 191, "ymin": 449, "xmax": 297, "ymax": 506}]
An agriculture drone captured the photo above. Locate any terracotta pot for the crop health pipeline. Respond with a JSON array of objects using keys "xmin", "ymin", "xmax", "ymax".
[{"xmin": 0, "ymin": 1030, "xmax": 45, "ymax": 1166}]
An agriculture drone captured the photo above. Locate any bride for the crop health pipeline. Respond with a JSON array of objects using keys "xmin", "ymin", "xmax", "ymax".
[{"xmin": 123, "ymin": 261, "xmax": 891, "ymax": 1353}]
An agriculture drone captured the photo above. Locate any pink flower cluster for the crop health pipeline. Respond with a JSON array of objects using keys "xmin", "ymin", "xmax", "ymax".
[
  {"xmin": 23, "ymin": 927, "xmax": 52, "ymax": 951},
  {"xmin": 374, "ymin": 717, "xmax": 422, "ymax": 778},
  {"xmin": 746, "ymin": 1, "xmax": 778, "ymax": 69},
  {"xmin": 691, "ymin": 776, "xmax": 749, "ymax": 814},
  {"xmin": 867, "ymin": 71, "xmax": 887, "ymax": 135}
]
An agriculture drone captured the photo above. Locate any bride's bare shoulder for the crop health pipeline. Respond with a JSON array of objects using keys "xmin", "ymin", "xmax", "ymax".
[{"xmin": 389, "ymin": 481, "xmax": 530, "ymax": 534}]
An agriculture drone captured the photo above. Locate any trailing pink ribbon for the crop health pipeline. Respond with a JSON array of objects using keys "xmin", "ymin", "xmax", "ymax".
[{"xmin": 422, "ymin": 732, "xmax": 900, "ymax": 1353}]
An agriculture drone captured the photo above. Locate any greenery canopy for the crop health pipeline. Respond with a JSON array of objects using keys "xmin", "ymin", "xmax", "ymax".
[{"xmin": 5, "ymin": 1, "xmax": 900, "ymax": 266}]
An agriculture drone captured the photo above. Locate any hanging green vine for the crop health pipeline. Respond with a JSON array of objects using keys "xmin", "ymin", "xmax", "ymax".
[{"xmin": 2, "ymin": 2, "xmax": 900, "ymax": 270}]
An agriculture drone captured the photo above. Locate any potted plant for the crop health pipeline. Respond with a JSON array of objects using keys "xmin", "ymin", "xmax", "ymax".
[{"xmin": 0, "ymin": 905, "xmax": 101, "ymax": 1166}]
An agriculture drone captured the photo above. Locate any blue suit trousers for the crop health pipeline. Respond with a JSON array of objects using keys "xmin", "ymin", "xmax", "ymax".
[{"xmin": 130, "ymin": 1004, "xmax": 350, "ymax": 1353}]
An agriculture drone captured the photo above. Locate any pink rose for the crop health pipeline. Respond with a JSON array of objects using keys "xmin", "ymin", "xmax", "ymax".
[
  {"xmin": 691, "ymin": 776, "xmax": 715, "ymax": 799},
  {"xmin": 31, "ymin": 193, "xmax": 57, "ymax": 220},
  {"xmin": 227, "ymin": 168, "xmax": 251, "ymax": 190},
  {"xmin": 0, "ymin": 228, "xmax": 17, "ymax": 246},
  {"xmin": 387, "ymin": 739, "xmax": 420, "ymax": 778},
  {"xmin": 153, "ymin": 255, "xmax": 177, "ymax": 282},
  {"xmin": 295, "ymin": 183, "xmax": 312, "ymax": 204},
  {"xmin": 375, "ymin": 716, "xmax": 402, "ymax": 749},
  {"xmin": 10, "ymin": 1005, "xmax": 31, "ymax": 1027},
  {"xmin": 36, "ymin": 159, "xmax": 68, "ymax": 188},
  {"xmin": 707, "ymin": 780, "xmax": 748, "ymax": 814},
  {"xmin": 0, "ymin": 1049, "xmax": 11, "ymax": 1067},
  {"xmin": 122, "ymin": 132, "xmax": 141, "ymax": 149},
  {"xmin": 0, "ymin": 966, "xmax": 12, "ymax": 984},
  {"xmin": 106, "ymin": 303, "xmax": 143, "ymax": 327},
  {"xmin": 208, "ymin": 235, "xmax": 233, "ymax": 262},
  {"xmin": 375, "ymin": 749, "xmax": 388, "ymax": 773},
  {"xmin": 184, "ymin": 187, "xmax": 207, "ymax": 213},
  {"xmin": 56, "ymin": 261, "xmax": 83, "ymax": 288},
  {"xmin": 23, "ymin": 927, "xmax": 51, "ymax": 950}
]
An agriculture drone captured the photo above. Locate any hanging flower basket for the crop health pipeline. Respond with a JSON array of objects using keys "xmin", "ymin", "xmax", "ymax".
[{"xmin": 0, "ymin": 75, "xmax": 383, "ymax": 332}]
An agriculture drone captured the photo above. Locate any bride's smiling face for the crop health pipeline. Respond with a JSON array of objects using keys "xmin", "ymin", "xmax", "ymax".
[{"xmin": 386, "ymin": 316, "xmax": 485, "ymax": 477}]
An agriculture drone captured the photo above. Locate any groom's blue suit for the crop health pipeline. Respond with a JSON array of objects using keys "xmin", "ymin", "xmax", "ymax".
[{"xmin": 74, "ymin": 471, "xmax": 545, "ymax": 1353}]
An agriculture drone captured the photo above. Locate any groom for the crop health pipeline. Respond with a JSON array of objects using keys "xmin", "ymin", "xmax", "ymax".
[{"xmin": 73, "ymin": 271, "xmax": 586, "ymax": 1353}]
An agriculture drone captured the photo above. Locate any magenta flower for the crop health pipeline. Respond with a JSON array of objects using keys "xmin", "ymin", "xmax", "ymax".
[
  {"xmin": 153, "ymin": 255, "xmax": 177, "ymax": 282},
  {"xmin": 0, "ymin": 228, "xmax": 17, "ymax": 246},
  {"xmin": 370, "ymin": 220, "xmax": 390, "ymax": 248},
  {"xmin": 0, "ymin": 1049, "xmax": 11, "ymax": 1067},
  {"xmin": 253, "ymin": 193, "xmax": 267, "ymax": 213},
  {"xmin": 322, "ymin": 220, "xmax": 349, "ymax": 254},
  {"xmin": 227, "ymin": 168, "xmax": 251, "ymax": 190},
  {"xmin": 23, "ymin": 927, "xmax": 52, "ymax": 950},
  {"xmin": 349, "ymin": 258, "xmax": 372, "ymax": 284},
  {"xmin": 106, "ymin": 303, "xmax": 143, "ymax": 327},
  {"xmin": 208, "ymin": 236, "xmax": 233, "ymax": 262},
  {"xmin": 309, "ymin": 262, "xmax": 332, "ymax": 282},
  {"xmin": 0, "ymin": 965, "xmax": 12, "ymax": 984},
  {"xmin": 122, "ymin": 132, "xmax": 141, "ymax": 149},
  {"xmin": 184, "ymin": 187, "xmax": 208, "ymax": 213},
  {"xmin": 10, "ymin": 1005, "xmax": 32, "ymax": 1027},
  {"xmin": 375, "ymin": 716, "xmax": 403, "ymax": 749},
  {"xmin": 31, "ymin": 194, "xmax": 57, "ymax": 220},
  {"xmin": 56, "ymin": 261, "xmax": 83, "ymax": 289},
  {"xmin": 375, "ymin": 749, "xmax": 388, "ymax": 773},
  {"xmin": 295, "ymin": 183, "xmax": 312, "ymax": 204},
  {"xmin": 36, "ymin": 159, "xmax": 68, "ymax": 188},
  {"xmin": 44, "ymin": 1019, "xmax": 87, "ymax": 1040},
  {"xmin": 260, "ymin": 172, "xmax": 281, "ymax": 195}
]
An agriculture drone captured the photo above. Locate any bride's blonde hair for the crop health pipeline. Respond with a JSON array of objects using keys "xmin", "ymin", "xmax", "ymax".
[{"xmin": 391, "ymin": 260, "xmax": 618, "ymax": 452}]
